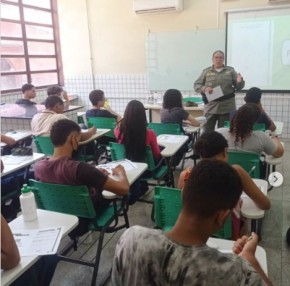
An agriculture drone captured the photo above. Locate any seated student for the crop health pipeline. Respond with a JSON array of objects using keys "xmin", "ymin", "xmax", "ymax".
[
  {"xmin": 1, "ymin": 215, "xmax": 58, "ymax": 286},
  {"xmin": 31, "ymin": 95, "xmax": 96, "ymax": 142},
  {"xmin": 161, "ymin": 89, "xmax": 200, "ymax": 166},
  {"xmin": 86, "ymin": 89, "xmax": 121, "ymax": 122},
  {"xmin": 16, "ymin": 84, "xmax": 37, "ymax": 105},
  {"xmin": 1, "ymin": 134, "xmax": 17, "ymax": 155},
  {"xmin": 44, "ymin": 85, "xmax": 70, "ymax": 107},
  {"xmin": 178, "ymin": 131, "xmax": 270, "ymax": 239},
  {"xmin": 114, "ymin": 100, "xmax": 161, "ymax": 204},
  {"xmin": 161, "ymin": 89, "xmax": 200, "ymax": 129},
  {"xmin": 34, "ymin": 119, "xmax": 129, "ymax": 235},
  {"xmin": 112, "ymin": 160, "xmax": 272, "ymax": 286},
  {"xmin": 217, "ymin": 103, "xmax": 284, "ymax": 158},
  {"xmin": 230, "ymin": 87, "xmax": 276, "ymax": 132}
]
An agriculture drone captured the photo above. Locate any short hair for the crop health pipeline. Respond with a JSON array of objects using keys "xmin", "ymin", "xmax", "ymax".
[
  {"xmin": 182, "ymin": 160, "xmax": 242, "ymax": 218},
  {"xmin": 89, "ymin": 90, "xmax": 105, "ymax": 106},
  {"xmin": 50, "ymin": 119, "xmax": 80, "ymax": 147},
  {"xmin": 47, "ymin": 85, "xmax": 63, "ymax": 96},
  {"xmin": 212, "ymin": 50, "xmax": 224, "ymax": 58},
  {"xmin": 44, "ymin": 95, "xmax": 64, "ymax": 109},
  {"xmin": 245, "ymin": 87, "xmax": 262, "ymax": 104},
  {"xmin": 194, "ymin": 131, "xmax": 228, "ymax": 158},
  {"xmin": 163, "ymin": 89, "xmax": 183, "ymax": 109},
  {"xmin": 21, "ymin": 83, "xmax": 34, "ymax": 93}
]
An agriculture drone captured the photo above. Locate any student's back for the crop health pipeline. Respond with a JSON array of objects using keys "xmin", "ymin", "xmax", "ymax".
[{"xmin": 112, "ymin": 225, "xmax": 261, "ymax": 286}]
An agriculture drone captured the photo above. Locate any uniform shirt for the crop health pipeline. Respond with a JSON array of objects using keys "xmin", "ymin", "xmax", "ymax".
[
  {"xmin": 112, "ymin": 226, "xmax": 263, "ymax": 286},
  {"xmin": 15, "ymin": 99, "xmax": 36, "ymax": 105},
  {"xmin": 161, "ymin": 107, "xmax": 189, "ymax": 128},
  {"xmin": 217, "ymin": 127, "xmax": 277, "ymax": 155},
  {"xmin": 86, "ymin": 108, "xmax": 117, "ymax": 119},
  {"xmin": 31, "ymin": 110, "xmax": 68, "ymax": 136},
  {"xmin": 194, "ymin": 66, "xmax": 245, "ymax": 114},
  {"xmin": 34, "ymin": 156, "xmax": 108, "ymax": 209}
]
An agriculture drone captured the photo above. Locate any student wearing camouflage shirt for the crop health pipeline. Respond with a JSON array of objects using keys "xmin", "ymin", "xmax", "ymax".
[
  {"xmin": 194, "ymin": 50, "xmax": 245, "ymax": 132},
  {"xmin": 112, "ymin": 160, "xmax": 272, "ymax": 286}
]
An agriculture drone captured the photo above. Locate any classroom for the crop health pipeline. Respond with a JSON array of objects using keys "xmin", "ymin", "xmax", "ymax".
[{"xmin": 1, "ymin": 0, "xmax": 290, "ymax": 285}]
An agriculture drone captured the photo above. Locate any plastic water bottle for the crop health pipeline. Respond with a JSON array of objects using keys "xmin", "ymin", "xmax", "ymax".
[{"xmin": 20, "ymin": 184, "xmax": 38, "ymax": 222}]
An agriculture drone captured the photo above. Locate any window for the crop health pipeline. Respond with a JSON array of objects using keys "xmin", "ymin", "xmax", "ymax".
[{"xmin": 1, "ymin": 0, "xmax": 63, "ymax": 94}]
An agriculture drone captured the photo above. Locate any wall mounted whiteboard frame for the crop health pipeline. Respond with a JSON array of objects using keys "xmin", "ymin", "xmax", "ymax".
[{"xmin": 146, "ymin": 29, "xmax": 225, "ymax": 91}]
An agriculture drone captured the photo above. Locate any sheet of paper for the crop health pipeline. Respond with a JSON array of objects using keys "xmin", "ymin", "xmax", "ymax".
[
  {"xmin": 13, "ymin": 227, "xmax": 64, "ymax": 256},
  {"xmin": 158, "ymin": 135, "xmax": 184, "ymax": 144},
  {"xmin": 97, "ymin": 159, "xmax": 137, "ymax": 174},
  {"xmin": 205, "ymin": 85, "xmax": 224, "ymax": 102},
  {"xmin": 1, "ymin": 155, "xmax": 32, "ymax": 165}
]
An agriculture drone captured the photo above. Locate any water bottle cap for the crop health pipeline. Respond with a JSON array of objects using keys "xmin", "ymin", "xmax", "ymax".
[{"xmin": 21, "ymin": 184, "xmax": 30, "ymax": 193}]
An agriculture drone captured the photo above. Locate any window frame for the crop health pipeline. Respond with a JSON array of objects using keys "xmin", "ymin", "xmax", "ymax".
[{"xmin": 1, "ymin": 0, "xmax": 63, "ymax": 94}]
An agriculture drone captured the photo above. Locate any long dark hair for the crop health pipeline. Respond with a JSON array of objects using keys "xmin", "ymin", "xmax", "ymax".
[
  {"xmin": 163, "ymin": 89, "xmax": 183, "ymax": 109},
  {"xmin": 229, "ymin": 103, "xmax": 261, "ymax": 146},
  {"xmin": 118, "ymin": 100, "xmax": 147, "ymax": 162}
]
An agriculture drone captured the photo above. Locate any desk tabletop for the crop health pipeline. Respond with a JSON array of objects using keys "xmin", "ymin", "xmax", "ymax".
[
  {"xmin": 157, "ymin": 134, "xmax": 188, "ymax": 157},
  {"xmin": 1, "ymin": 209, "xmax": 78, "ymax": 286},
  {"xmin": 207, "ymin": 237, "xmax": 267, "ymax": 274},
  {"xmin": 101, "ymin": 162, "xmax": 148, "ymax": 199},
  {"xmin": 144, "ymin": 103, "xmax": 204, "ymax": 111},
  {"xmin": 78, "ymin": 128, "xmax": 111, "ymax": 145},
  {"xmin": 1, "ymin": 130, "xmax": 32, "ymax": 147},
  {"xmin": 241, "ymin": 179, "xmax": 268, "ymax": 219},
  {"xmin": 1, "ymin": 153, "xmax": 45, "ymax": 177},
  {"xmin": 0, "ymin": 104, "xmax": 83, "ymax": 119}
]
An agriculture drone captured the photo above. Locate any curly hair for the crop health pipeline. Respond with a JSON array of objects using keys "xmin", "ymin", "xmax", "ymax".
[
  {"xmin": 162, "ymin": 89, "xmax": 183, "ymax": 109},
  {"xmin": 118, "ymin": 100, "xmax": 147, "ymax": 162},
  {"xmin": 229, "ymin": 103, "xmax": 261, "ymax": 146}
]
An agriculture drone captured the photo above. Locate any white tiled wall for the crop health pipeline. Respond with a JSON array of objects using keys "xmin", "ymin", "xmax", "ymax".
[{"xmin": 1, "ymin": 74, "xmax": 290, "ymax": 139}]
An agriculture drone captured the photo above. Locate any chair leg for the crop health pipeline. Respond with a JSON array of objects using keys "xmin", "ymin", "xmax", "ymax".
[
  {"xmin": 91, "ymin": 230, "xmax": 105, "ymax": 286},
  {"xmin": 123, "ymin": 208, "xmax": 130, "ymax": 228}
]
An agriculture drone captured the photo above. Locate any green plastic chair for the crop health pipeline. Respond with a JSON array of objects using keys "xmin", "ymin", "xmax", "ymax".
[
  {"xmin": 87, "ymin": 117, "xmax": 116, "ymax": 138},
  {"xmin": 109, "ymin": 142, "xmax": 170, "ymax": 186},
  {"xmin": 224, "ymin": 121, "xmax": 266, "ymax": 131},
  {"xmin": 147, "ymin": 123, "xmax": 181, "ymax": 136},
  {"xmin": 33, "ymin": 135, "xmax": 94, "ymax": 162},
  {"xmin": 227, "ymin": 150, "xmax": 261, "ymax": 178},
  {"xmin": 33, "ymin": 135, "xmax": 54, "ymax": 156},
  {"xmin": 29, "ymin": 179, "xmax": 129, "ymax": 286},
  {"xmin": 154, "ymin": 186, "xmax": 232, "ymax": 239}
]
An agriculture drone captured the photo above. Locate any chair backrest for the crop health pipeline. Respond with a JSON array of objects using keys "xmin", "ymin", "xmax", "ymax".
[
  {"xmin": 182, "ymin": 97, "xmax": 203, "ymax": 104},
  {"xmin": 33, "ymin": 136, "xmax": 54, "ymax": 156},
  {"xmin": 224, "ymin": 121, "xmax": 266, "ymax": 131},
  {"xmin": 147, "ymin": 123, "xmax": 181, "ymax": 136},
  {"xmin": 109, "ymin": 142, "xmax": 126, "ymax": 161},
  {"xmin": 227, "ymin": 150, "xmax": 261, "ymax": 178},
  {"xmin": 29, "ymin": 179, "xmax": 96, "ymax": 219},
  {"xmin": 87, "ymin": 117, "xmax": 116, "ymax": 138},
  {"xmin": 154, "ymin": 186, "xmax": 182, "ymax": 231},
  {"xmin": 154, "ymin": 186, "xmax": 232, "ymax": 238}
]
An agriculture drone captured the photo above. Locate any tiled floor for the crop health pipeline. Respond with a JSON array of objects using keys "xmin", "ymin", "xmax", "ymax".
[{"xmin": 51, "ymin": 141, "xmax": 290, "ymax": 286}]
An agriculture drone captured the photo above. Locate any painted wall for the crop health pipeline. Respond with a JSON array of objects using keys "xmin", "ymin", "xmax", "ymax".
[{"xmin": 57, "ymin": 0, "xmax": 272, "ymax": 76}]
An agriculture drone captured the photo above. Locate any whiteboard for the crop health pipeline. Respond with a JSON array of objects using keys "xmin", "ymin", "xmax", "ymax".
[{"xmin": 146, "ymin": 29, "xmax": 225, "ymax": 91}]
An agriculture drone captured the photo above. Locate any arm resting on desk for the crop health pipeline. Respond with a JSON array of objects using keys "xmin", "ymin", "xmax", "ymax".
[
  {"xmin": 233, "ymin": 165, "xmax": 270, "ymax": 210},
  {"xmin": 271, "ymin": 137, "xmax": 284, "ymax": 158},
  {"xmin": 233, "ymin": 233, "xmax": 273, "ymax": 286},
  {"xmin": 80, "ymin": 127, "xmax": 97, "ymax": 142},
  {"xmin": 103, "ymin": 165, "xmax": 129, "ymax": 196},
  {"xmin": 1, "ymin": 215, "xmax": 20, "ymax": 270}
]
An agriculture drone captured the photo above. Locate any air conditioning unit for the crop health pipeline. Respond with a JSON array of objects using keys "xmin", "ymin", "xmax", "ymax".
[{"xmin": 134, "ymin": 0, "xmax": 183, "ymax": 14}]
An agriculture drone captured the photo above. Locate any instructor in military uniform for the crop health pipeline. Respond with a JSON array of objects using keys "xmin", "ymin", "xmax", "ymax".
[{"xmin": 194, "ymin": 50, "xmax": 245, "ymax": 132}]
